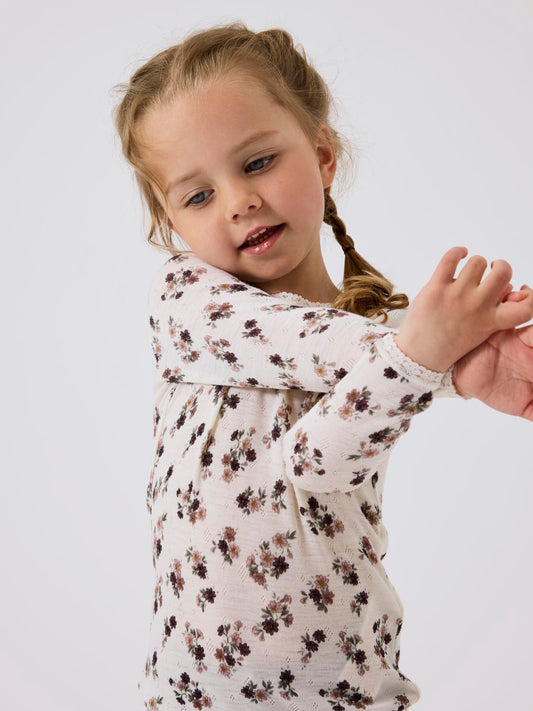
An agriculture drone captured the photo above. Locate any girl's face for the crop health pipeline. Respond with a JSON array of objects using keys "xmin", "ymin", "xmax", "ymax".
[{"xmin": 138, "ymin": 72, "xmax": 338, "ymax": 298}]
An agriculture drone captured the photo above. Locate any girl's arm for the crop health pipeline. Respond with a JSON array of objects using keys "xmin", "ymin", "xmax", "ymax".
[
  {"xmin": 281, "ymin": 331, "xmax": 446, "ymax": 492},
  {"xmin": 149, "ymin": 251, "xmax": 456, "ymax": 395},
  {"xmin": 282, "ymin": 248, "xmax": 533, "ymax": 493}
]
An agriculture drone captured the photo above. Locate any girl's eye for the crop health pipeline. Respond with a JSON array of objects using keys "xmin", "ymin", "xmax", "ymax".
[
  {"xmin": 184, "ymin": 156, "xmax": 275, "ymax": 207},
  {"xmin": 245, "ymin": 155, "xmax": 275, "ymax": 173},
  {"xmin": 186, "ymin": 190, "xmax": 212, "ymax": 207}
]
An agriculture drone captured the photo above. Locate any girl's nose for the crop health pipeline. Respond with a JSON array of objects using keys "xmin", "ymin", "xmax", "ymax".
[{"xmin": 224, "ymin": 182, "xmax": 262, "ymax": 221}]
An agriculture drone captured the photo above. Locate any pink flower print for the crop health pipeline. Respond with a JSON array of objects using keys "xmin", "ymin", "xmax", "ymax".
[
  {"xmin": 361, "ymin": 501, "xmax": 381, "ymax": 529},
  {"xmin": 161, "ymin": 615, "xmax": 177, "ymax": 649},
  {"xmin": 338, "ymin": 401, "xmax": 354, "ymax": 419},
  {"xmin": 359, "ymin": 536, "xmax": 379, "ymax": 565},
  {"xmin": 395, "ymin": 694, "xmax": 411, "ymax": 710},
  {"xmin": 151, "ymin": 338, "xmax": 162, "ymax": 364},
  {"xmin": 301, "ymin": 574, "xmax": 335, "ymax": 613},
  {"xmin": 235, "ymin": 486, "xmax": 267, "ymax": 515},
  {"xmin": 252, "ymin": 593, "xmax": 293, "ymax": 641},
  {"xmin": 314, "ymin": 362, "xmax": 328, "ymax": 378},
  {"xmin": 168, "ymin": 672, "xmax": 213, "ymax": 707},
  {"xmin": 204, "ymin": 335, "xmax": 243, "ymax": 372},
  {"xmin": 260, "ymin": 549, "xmax": 275, "ymax": 567},
  {"xmin": 337, "ymin": 387, "xmax": 379, "ymax": 420},
  {"xmin": 337, "ymin": 630, "xmax": 369, "ymax": 676},
  {"xmin": 300, "ymin": 497, "xmax": 345, "ymax": 538},
  {"xmin": 272, "ymin": 531, "xmax": 288, "ymax": 549},
  {"xmin": 299, "ymin": 628, "xmax": 327, "ymax": 664},
  {"xmin": 196, "ymin": 587, "xmax": 216, "ymax": 612},
  {"xmin": 350, "ymin": 591, "xmax": 369, "ymax": 617},
  {"xmin": 318, "ymin": 680, "xmax": 374, "ymax": 708},
  {"xmin": 341, "ymin": 561, "xmax": 352, "ymax": 575},
  {"xmin": 185, "ymin": 547, "xmax": 208, "ymax": 578},
  {"xmin": 167, "ymin": 559, "xmax": 185, "ymax": 598},
  {"xmin": 162, "ymin": 366, "xmax": 183, "ymax": 384},
  {"xmin": 249, "ymin": 496, "xmax": 262, "ymax": 512},
  {"xmin": 211, "ymin": 527, "xmax": 240, "ymax": 565},
  {"xmin": 246, "ymin": 531, "xmax": 296, "ymax": 587},
  {"xmin": 270, "ymin": 479, "xmax": 288, "ymax": 514},
  {"xmin": 288, "ymin": 429, "xmax": 325, "ymax": 479},
  {"xmin": 176, "ymin": 483, "xmax": 206, "ymax": 524},
  {"xmin": 223, "ymin": 526, "xmax": 236, "ymax": 541},
  {"xmin": 298, "ymin": 431, "xmax": 308, "ymax": 447},
  {"xmin": 278, "ymin": 668, "xmax": 298, "ymax": 700},
  {"xmin": 240, "ymin": 679, "xmax": 274, "ymax": 703},
  {"xmin": 332, "ymin": 557, "xmax": 361, "ymax": 590},
  {"xmin": 214, "ymin": 621, "xmax": 251, "ymax": 677},
  {"xmin": 183, "ymin": 622, "xmax": 207, "ymax": 673},
  {"xmin": 373, "ymin": 614, "xmax": 393, "ymax": 669},
  {"xmin": 267, "ymin": 598, "xmax": 283, "ymax": 614},
  {"xmin": 153, "ymin": 576, "xmax": 163, "ymax": 615}
]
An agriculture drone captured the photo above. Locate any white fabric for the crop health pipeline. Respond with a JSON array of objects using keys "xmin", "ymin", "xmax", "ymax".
[{"xmin": 138, "ymin": 252, "xmax": 461, "ymax": 710}]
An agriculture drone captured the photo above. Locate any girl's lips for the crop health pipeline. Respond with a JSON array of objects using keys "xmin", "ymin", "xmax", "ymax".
[
  {"xmin": 239, "ymin": 224, "xmax": 285, "ymax": 255},
  {"xmin": 242, "ymin": 223, "xmax": 283, "ymax": 246}
]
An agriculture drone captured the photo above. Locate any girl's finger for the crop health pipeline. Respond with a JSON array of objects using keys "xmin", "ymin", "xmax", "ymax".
[
  {"xmin": 500, "ymin": 283, "xmax": 514, "ymax": 301},
  {"xmin": 454, "ymin": 254, "xmax": 489, "ymax": 288},
  {"xmin": 478, "ymin": 259, "xmax": 513, "ymax": 301},
  {"xmin": 431, "ymin": 246, "xmax": 468, "ymax": 284}
]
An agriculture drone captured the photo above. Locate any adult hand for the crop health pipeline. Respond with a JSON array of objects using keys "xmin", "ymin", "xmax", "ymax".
[{"xmin": 452, "ymin": 288, "xmax": 533, "ymax": 421}]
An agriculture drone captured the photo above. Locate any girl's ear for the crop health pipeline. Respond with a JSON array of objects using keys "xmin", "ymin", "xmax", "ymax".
[{"xmin": 315, "ymin": 125, "xmax": 337, "ymax": 189}]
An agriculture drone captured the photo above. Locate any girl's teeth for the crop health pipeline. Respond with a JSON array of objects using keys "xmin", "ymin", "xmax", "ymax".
[{"xmin": 246, "ymin": 226, "xmax": 277, "ymax": 246}]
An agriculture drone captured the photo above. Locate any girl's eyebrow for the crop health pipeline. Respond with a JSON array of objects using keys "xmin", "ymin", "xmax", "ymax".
[{"xmin": 165, "ymin": 129, "xmax": 280, "ymax": 195}]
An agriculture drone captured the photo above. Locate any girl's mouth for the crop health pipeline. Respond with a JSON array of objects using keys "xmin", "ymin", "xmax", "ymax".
[{"xmin": 239, "ymin": 224, "xmax": 285, "ymax": 255}]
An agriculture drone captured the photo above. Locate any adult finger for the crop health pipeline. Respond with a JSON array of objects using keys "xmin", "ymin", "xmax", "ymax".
[
  {"xmin": 503, "ymin": 289, "xmax": 528, "ymax": 303},
  {"xmin": 517, "ymin": 323, "xmax": 533, "ymax": 348},
  {"xmin": 495, "ymin": 286, "xmax": 533, "ymax": 330}
]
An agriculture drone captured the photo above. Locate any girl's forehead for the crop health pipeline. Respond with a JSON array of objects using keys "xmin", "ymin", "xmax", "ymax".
[
  {"xmin": 140, "ymin": 75, "xmax": 298, "ymax": 152},
  {"xmin": 181, "ymin": 73, "xmax": 280, "ymax": 115}
]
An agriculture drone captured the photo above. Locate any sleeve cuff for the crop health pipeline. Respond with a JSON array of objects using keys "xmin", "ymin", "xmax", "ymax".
[{"xmin": 375, "ymin": 332, "xmax": 469, "ymax": 398}]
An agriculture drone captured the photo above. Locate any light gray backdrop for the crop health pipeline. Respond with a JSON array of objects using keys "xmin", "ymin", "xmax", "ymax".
[{"xmin": 2, "ymin": 1, "xmax": 532, "ymax": 709}]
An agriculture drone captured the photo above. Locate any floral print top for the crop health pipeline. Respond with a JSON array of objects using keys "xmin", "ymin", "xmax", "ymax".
[{"xmin": 138, "ymin": 251, "xmax": 460, "ymax": 711}]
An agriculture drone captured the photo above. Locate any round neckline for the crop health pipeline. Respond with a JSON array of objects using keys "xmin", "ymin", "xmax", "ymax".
[{"xmin": 271, "ymin": 291, "xmax": 332, "ymax": 306}]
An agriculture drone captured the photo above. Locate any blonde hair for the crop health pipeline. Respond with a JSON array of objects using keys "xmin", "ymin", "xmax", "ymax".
[{"xmin": 112, "ymin": 22, "xmax": 408, "ymax": 322}]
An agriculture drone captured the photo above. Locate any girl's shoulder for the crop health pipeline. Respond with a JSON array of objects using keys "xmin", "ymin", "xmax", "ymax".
[{"xmin": 148, "ymin": 251, "xmax": 265, "ymax": 305}]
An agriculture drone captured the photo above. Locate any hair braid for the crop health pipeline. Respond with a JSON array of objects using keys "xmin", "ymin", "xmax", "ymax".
[{"xmin": 324, "ymin": 188, "xmax": 409, "ymax": 322}]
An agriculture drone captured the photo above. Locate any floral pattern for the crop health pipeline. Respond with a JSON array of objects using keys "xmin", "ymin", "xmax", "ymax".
[{"xmin": 139, "ymin": 252, "xmax": 458, "ymax": 710}]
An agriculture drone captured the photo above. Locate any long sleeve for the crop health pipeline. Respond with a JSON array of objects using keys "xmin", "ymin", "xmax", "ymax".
[
  {"xmin": 281, "ymin": 331, "xmax": 449, "ymax": 493},
  {"xmin": 149, "ymin": 251, "xmax": 459, "ymax": 397}
]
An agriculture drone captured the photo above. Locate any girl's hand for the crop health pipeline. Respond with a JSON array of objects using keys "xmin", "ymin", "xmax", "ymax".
[
  {"xmin": 395, "ymin": 246, "xmax": 533, "ymax": 372},
  {"xmin": 452, "ymin": 293, "xmax": 533, "ymax": 421}
]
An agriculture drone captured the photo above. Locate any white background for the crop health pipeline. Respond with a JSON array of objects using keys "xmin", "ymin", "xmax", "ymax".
[{"xmin": 1, "ymin": 1, "xmax": 532, "ymax": 709}]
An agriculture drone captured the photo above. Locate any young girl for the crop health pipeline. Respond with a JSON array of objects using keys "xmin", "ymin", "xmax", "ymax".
[{"xmin": 113, "ymin": 23, "xmax": 533, "ymax": 710}]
